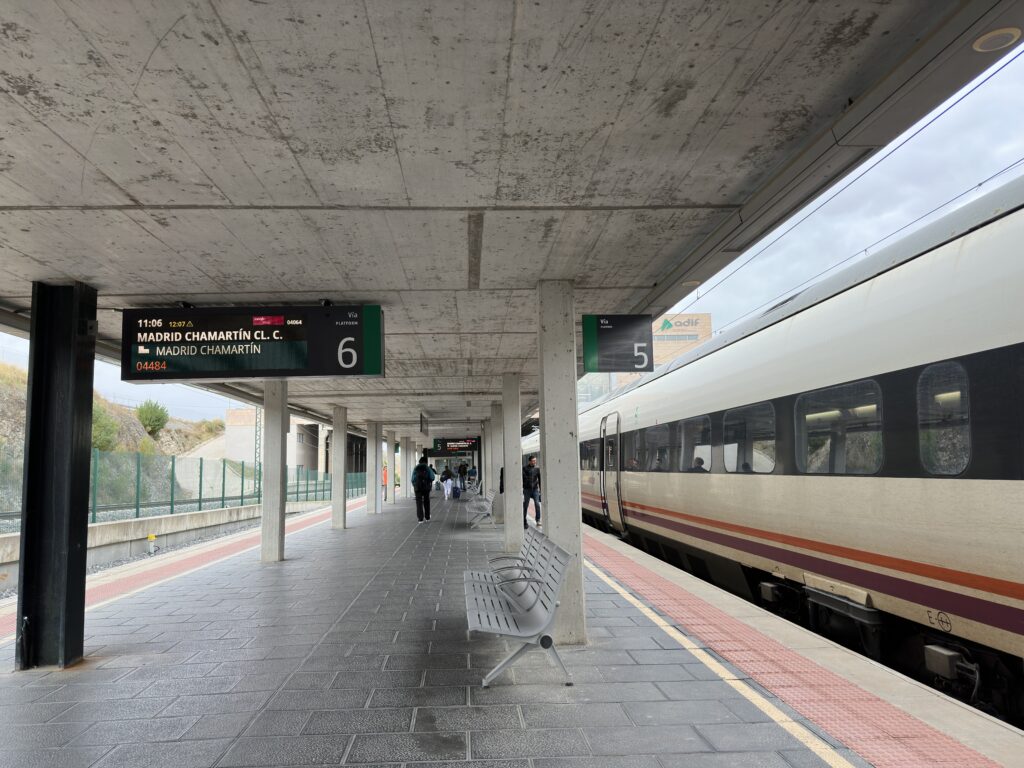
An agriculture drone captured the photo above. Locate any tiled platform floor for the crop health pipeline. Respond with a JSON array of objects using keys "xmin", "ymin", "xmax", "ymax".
[{"xmin": 0, "ymin": 495, "xmax": 960, "ymax": 767}]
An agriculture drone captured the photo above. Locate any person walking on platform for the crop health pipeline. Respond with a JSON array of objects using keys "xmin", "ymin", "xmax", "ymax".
[
  {"xmin": 522, "ymin": 455, "xmax": 542, "ymax": 529},
  {"xmin": 411, "ymin": 457, "xmax": 436, "ymax": 523},
  {"xmin": 458, "ymin": 462, "xmax": 468, "ymax": 490},
  {"xmin": 440, "ymin": 467, "xmax": 454, "ymax": 500}
]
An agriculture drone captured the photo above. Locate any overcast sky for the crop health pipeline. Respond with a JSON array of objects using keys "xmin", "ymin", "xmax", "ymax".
[
  {"xmin": 672, "ymin": 45, "xmax": 1024, "ymax": 332},
  {"xmin": 2, "ymin": 44, "xmax": 1023, "ymax": 419}
]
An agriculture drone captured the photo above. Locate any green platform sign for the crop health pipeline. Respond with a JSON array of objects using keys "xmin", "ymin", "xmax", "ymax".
[
  {"xmin": 121, "ymin": 305, "xmax": 384, "ymax": 382},
  {"xmin": 582, "ymin": 314, "xmax": 654, "ymax": 373}
]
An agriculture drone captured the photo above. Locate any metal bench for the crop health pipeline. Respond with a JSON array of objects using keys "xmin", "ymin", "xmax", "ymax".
[
  {"xmin": 465, "ymin": 526, "xmax": 543, "ymax": 588},
  {"xmin": 464, "ymin": 532, "xmax": 574, "ymax": 687},
  {"xmin": 468, "ymin": 488, "xmax": 497, "ymax": 528}
]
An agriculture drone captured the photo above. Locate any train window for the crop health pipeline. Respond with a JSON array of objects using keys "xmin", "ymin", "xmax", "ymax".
[
  {"xmin": 682, "ymin": 416, "xmax": 712, "ymax": 471},
  {"xmin": 795, "ymin": 380, "xmax": 883, "ymax": 474},
  {"xmin": 643, "ymin": 423, "xmax": 674, "ymax": 471},
  {"xmin": 917, "ymin": 362, "xmax": 970, "ymax": 475},
  {"xmin": 621, "ymin": 430, "xmax": 642, "ymax": 470},
  {"xmin": 620, "ymin": 429, "xmax": 639, "ymax": 471},
  {"xmin": 579, "ymin": 439, "xmax": 601, "ymax": 471},
  {"xmin": 724, "ymin": 403, "xmax": 776, "ymax": 473}
]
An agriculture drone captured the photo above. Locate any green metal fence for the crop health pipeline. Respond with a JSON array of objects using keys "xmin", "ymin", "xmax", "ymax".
[
  {"xmin": 0, "ymin": 446, "xmax": 22, "ymax": 534},
  {"xmin": 0, "ymin": 447, "xmax": 370, "ymax": 533}
]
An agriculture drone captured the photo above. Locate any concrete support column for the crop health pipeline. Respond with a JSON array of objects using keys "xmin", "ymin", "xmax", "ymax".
[
  {"xmin": 387, "ymin": 430, "xmax": 397, "ymax": 504},
  {"xmin": 489, "ymin": 405, "xmax": 504, "ymax": 522},
  {"xmin": 399, "ymin": 437, "xmax": 409, "ymax": 499},
  {"xmin": 17, "ymin": 282, "xmax": 97, "ymax": 669},
  {"xmin": 477, "ymin": 428, "xmax": 485, "ymax": 493},
  {"xmin": 502, "ymin": 374, "xmax": 524, "ymax": 553},
  {"xmin": 316, "ymin": 426, "xmax": 328, "ymax": 473},
  {"xmin": 261, "ymin": 381, "xmax": 288, "ymax": 562},
  {"xmin": 331, "ymin": 407, "xmax": 348, "ymax": 529},
  {"xmin": 537, "ymin": 280, "xmax": 586, "ymax": 644},
  {"xmin": 366, "ymin": 421, "xmax": 382, "ymax": 515}
]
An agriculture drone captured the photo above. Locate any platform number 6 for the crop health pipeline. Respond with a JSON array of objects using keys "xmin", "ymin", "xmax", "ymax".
[{"xmin": 337, "ymin": 337, "xmax": 358, "ymax": 369}]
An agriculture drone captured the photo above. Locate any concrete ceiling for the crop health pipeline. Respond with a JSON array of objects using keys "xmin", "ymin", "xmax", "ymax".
[{"xmin": 0, "ymin": 0, "xmax": 1020, "ymax": 437}]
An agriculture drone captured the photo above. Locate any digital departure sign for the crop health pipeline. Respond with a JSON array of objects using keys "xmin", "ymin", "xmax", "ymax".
[
  {"xmin": 433, "ymin": 437, "xmax": 479, "ymax": 452},
  {"xmin": 582, "ymin": 314, "xmax": 654, "ymax": 373},
  {"xmin": 121, "ymin": 305, "xmax": 384, "ymax": 382}
]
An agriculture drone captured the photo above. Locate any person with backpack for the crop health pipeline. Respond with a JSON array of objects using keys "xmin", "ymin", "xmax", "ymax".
[
  {"xmin": 411, "ymin": 457, "xmax": 436, "ymax": 523},
  {"xmin": 440, "ymin": 467, "xmax": 454, "ymax": 499}
]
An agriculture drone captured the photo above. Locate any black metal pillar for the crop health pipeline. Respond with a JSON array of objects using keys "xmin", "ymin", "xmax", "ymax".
[{"xmin": 16, "ymin": 282, "xmax": 97, "ymax": 669}]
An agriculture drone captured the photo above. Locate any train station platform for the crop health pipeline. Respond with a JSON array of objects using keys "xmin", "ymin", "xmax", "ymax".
[{"xmin": 0, "ymin": 495, "xmax": 1019, "ymax": 768}]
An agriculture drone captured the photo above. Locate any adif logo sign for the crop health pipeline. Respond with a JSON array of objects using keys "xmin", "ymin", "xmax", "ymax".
[{"xmin": 657, "ymin": 316, "xmax": 702, "ymax": 332}]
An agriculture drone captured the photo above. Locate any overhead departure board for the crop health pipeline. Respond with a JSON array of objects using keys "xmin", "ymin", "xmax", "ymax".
[
  {"xmin": 121, "ymin": 305, "xmax": 384, "ymax": 381},
  {"xmin": 582, "ymin": 314, "xmax": 654, "ymax": 373},
  {"xmin": 433, "ymin": 437, "xmax": 479, "ymax": 452}
]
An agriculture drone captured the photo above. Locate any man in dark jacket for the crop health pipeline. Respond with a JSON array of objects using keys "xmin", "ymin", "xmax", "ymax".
[
  {"xmin": 411, "ymin": 458, "xmax": 436, "ymax": 523},
  {"xmin": 522, "ymin": 455, "xmax": 541, "ymax": 530}
]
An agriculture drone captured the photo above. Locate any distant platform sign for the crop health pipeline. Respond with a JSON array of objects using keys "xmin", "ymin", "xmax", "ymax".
[
  {"xmin": 433, "ymin": 437, "xmax": 479, "ymax": 452},
  {"xmin": 121, "ymin": 305, "xmax": 384, "ymax": 381},
  {"xmin": 582, "ymin": 314, "xmax": 654, "ymax": 373}
]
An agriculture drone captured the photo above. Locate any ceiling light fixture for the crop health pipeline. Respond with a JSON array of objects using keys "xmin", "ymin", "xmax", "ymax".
[{"xmin": 972, "ymin": 27, "xmax": 1022, "ymax": 53}]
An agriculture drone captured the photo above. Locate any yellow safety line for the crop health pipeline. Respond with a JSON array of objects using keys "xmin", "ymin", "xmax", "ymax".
[{"xmin": 584, "ymin": 560, "xmax": 856, "ymax": 768}]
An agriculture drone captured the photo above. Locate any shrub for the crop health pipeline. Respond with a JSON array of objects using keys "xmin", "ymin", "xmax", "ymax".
[
  {"xmin": 137, "ymin": 400, "xmax": 169, "ymax": 437},
  {"xmin": 91, "ymin": 404, "xmax": 119, "ymax": 452},
  {"xmin": 198, "ymin": 419, "xmax": 225, "ymax": 439}
]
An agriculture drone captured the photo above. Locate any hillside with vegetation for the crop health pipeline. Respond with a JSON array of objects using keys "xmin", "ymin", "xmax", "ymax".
[{"xmin": 0, "ymin": 362, "xmax": 223, "ymax": 457}]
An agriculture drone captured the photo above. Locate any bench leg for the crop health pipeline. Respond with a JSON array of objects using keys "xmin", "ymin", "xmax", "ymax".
[
  {"xmin": 540, "ymin": 634, "xmax": 573, "ymax": 686},
  {"xmin": 481, "ymin": 641, "xmax": 534, "ymax": 688}
]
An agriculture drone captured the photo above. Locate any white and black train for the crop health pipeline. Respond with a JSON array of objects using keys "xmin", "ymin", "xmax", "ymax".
[{"xmin": 523, "ymin": 176, "xmax": 1024, "ymax": 723}]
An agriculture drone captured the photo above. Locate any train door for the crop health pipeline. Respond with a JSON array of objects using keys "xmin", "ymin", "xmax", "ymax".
[{"xmin": 599, "ymin": 413, "xmax": 626, "ymax": 532}]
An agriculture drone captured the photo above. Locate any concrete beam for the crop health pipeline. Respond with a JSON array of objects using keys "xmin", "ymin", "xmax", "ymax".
[
  {"xmin": 331, "ymin": 406, "xmax": 348, "ymax": 529},
  {"xmin": 502, "ymin": 373, "xmax": 524, "ymax": 554},
  {"xmin": 261, "ymin": 381, "xmax": 288, "ymax": 562},
  {"xmin": 537, "ymin": 280, "xmax": 585, "ymax": 644}
]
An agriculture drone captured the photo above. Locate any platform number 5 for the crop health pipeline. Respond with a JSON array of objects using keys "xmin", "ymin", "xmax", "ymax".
[{"xmin": 633, "ymin": 342, "xmax": 649, "ymax": 369}]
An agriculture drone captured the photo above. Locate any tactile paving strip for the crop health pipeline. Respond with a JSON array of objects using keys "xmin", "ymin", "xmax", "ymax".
[{"xmin": 584, "ymin": 532, "xmax": 1001, "ymax": 768}]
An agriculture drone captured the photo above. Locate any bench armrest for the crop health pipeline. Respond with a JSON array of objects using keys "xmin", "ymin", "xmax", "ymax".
[
  {"xmin": 492, "ymin": 564, "xmax": 537, "ymax": 575},
  {"xmin": 486, "ymin": 554, "xmax": 525, "ymax": 563},
  {"xmin": 496, "ymin": 576, "xmax": 544, "ymax": 585}
]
